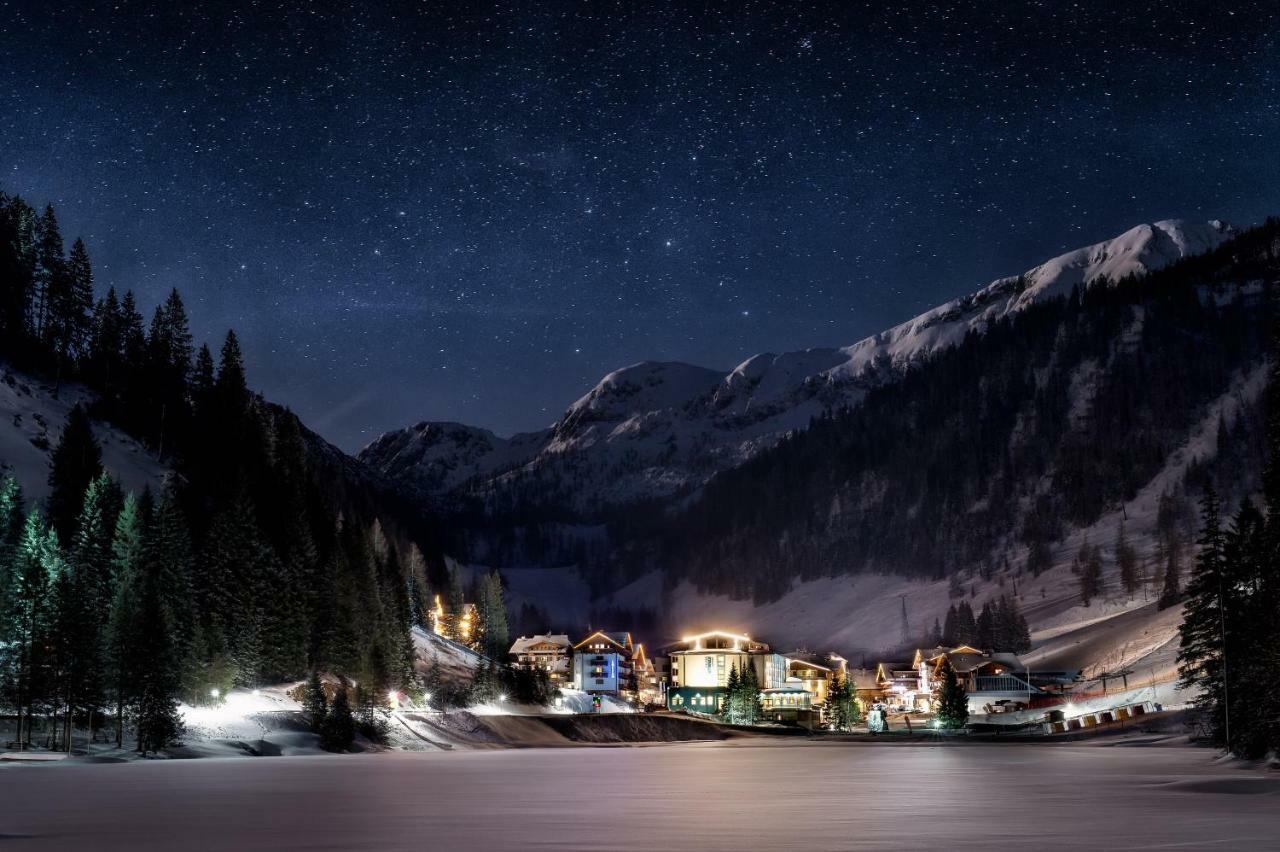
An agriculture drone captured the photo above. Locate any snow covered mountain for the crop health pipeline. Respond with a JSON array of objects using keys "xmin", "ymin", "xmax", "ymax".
[{"xmin": 361, "ymin": 220, "xmax": 1233, "ymax": 509}]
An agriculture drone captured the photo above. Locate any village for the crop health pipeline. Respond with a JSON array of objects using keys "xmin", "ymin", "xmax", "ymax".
[{"xmin": 445, "ymin": 604, "xmax": 1165, "ymax": 735}]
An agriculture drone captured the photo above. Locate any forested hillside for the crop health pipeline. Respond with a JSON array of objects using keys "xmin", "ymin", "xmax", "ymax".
[
  {"xmin": 0, "ymin": 190, "xmax": 442, "ymax": 752},
  {"xmin": 659, "ymin": 221, "xmax": 1279, "ymax": 601}
]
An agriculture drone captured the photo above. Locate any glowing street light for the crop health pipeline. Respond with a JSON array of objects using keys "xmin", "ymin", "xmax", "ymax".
[
  {"xmin": 497, "ymin": 693, "xmax": 507, "ymax": 703},
  {"xmin": 210, "ymin": 688, "xmax": 221, "ymax": 700}
]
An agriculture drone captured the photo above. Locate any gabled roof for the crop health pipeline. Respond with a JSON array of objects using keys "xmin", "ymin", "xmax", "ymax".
[
  {"xmin": 925, "ymin": 646, "xmax": 1025, "ymax": 675},
  {"xmin": 574, "ymin": 630, "xmax": 633, "ymax": 651},
  {"xmin": 509, "ymin": 634, "xmax": 571, "ymax": 655},
  {"xmin": 788, "ymin": 657, "xmax": 833, "ymax": 673}
]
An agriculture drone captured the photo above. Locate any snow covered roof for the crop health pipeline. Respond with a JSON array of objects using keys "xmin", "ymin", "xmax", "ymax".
[{"xmin": 509, "ymin": 634, "xmax": 571, "ymax": 654}]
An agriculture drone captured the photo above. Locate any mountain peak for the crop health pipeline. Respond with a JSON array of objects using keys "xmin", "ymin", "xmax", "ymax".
[{"xmin": 363, "ymin": 218, "xmax": 1235, "ymax": 507}]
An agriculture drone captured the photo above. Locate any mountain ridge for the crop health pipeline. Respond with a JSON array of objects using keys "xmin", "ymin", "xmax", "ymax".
[{"xmin": 361, "ymin": 219, "xmax": 1234, "ymax": 510}]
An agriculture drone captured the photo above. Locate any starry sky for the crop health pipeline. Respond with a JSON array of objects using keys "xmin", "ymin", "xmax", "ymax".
[{"xmin": 3, "ymin": 1, "xmax": 1278, "ymax": 450}]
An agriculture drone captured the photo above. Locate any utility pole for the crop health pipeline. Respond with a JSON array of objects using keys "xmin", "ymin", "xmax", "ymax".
[{"xmin": 899, "ymin": 596, "xmax": 909, "ymax": 645}]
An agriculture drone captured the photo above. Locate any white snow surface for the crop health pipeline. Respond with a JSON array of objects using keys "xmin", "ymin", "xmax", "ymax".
[
  {"xmin": 363, "ymin": 220, "xmax": 1233, "ymax": 508},
  {"xmin": 0, "ymin": 364, "xmax": 168, "ymax": 503}
]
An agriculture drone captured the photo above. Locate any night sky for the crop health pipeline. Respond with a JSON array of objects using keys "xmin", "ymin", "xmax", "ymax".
[{"xmin": 3, "ymin": 2, "xmax": 1277, "ymax": 450}]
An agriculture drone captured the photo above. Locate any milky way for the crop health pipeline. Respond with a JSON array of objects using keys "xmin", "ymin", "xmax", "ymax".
[{"xmin": 3, "ymin": 1, "xmax": 1277, "ymax": 448}]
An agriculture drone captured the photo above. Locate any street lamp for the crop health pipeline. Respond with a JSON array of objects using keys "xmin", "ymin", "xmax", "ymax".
[{"xmin": 210, "ymin": 688, "xmax": 221, "ymax": 700}]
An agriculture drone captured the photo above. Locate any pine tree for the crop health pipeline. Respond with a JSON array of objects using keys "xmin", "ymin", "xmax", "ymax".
[
  {"xmin": 105, "ymin": 493, "xmax": 145, "ymax": 747},
  {"xmin": 953, "ymin": 601, "xmax": 977, "ymax": 646},
  {"xmin": 404, "ymin": 543, "xmax": 431, "ymax": 631},
  {"xmin": 1178, "ymin": 486, "xmax": 1230, "ymax": 746},
  {"xmin": 0, "ymin": 195, "xmax": 37, "ymax": 343},
  {"xmin": 741, "ymin": 661, "xmax": 762, "ymax": 725},
  {"xmin": 132, "ymin": 492, "xmax": 186, "ymax": 754},
  {"xmin": 46, "ymin": 404, "xmax": 103, "ymax": 545},
  {"xmin": 117, "ymin": 290, "xmax": 149, "ymax": 431},
  {"xmin": 144, "ymin": 289, "xmax": 193, "ymax": 457},
  {"xmin": 723, "ymin": 663, "xmax": 741, "ymax": 723},
  {"xmin": 827, "ymin": 674, "xmax": 861, "ymax": 732},
  {"xmin": 87, "ymin": 287, "xmax": 123, "ymax": 394},
  {"xmin": 320, "ymin": 687, "xmax": 355, "ymax": 752},
  {"xmin": 1025, "ymin": 538, "xmax": 1052, "ymax": 577},
  {"xmin": 198, "ymin": 491, "xmax": 273, "ymax": 684},
  {"xmin": 5, "ymin": 512, "xmax": 60, "ymax": 747},
  {"xmin": 191, "ymin": 344, "xmax": 216, "ymax": 417},
  {"xmin": 33, "ymin": 204, "xmax": 64, "ymax": 344},
  {"xmin": 478, "ymin": 571, "xmax": 509, "ymax": 661},
  {"xmin": 0, "ymin": 476, "xmax": 25, "ymax": 608},
  {"xmin": 995, "ymin": 595, "xmax": 1031, "ymax": 653},
  {"xmin": 303, "ymin": 672, "xmax": 328, "ymax": 731},
  {"xmin": 941, "ymin": 604, "xmax": 958, "ymax": 645},
  {"xmin": 1115, "ymin": 520, "xmax": 1139, "ymax": 596},
  {"xmin": 423, "ymin": 656, "xmax": 443, "ymax": 705},
  {"xmin": 935, "ymin": 657, "xmax": 969, "ymax": 730},
  {"xmin": 51, "ymin": 474, "xmax": 121, "ymax": 745},
  {"xmin": 1078, "ymin": 542, "xmax": 1102, "ymax": 606},
  {"xmin": 1158, "ymin": 546, "xmax": 1182, "ymax": 610},
  {"xmin": 61, "ymin": 237, "xmax": 94, "ymax": 366},
  {"xmin": 976, "ymin": 602, "xmax": 994, "ymax": 650},
  {"xmin": 146, "ymin": 486, "xmax": 195, "ymax": 656},
  {"xmin": 354, "ymin": 684, "xmax": 388, "ymax": 743}
]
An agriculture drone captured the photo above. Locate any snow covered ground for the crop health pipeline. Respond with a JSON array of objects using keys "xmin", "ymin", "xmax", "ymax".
[
  {"xmin": 0, "ymin": 363, "xmax": 167, "ymax": 503},
  {"xmin": 6, "ymin": 741, "xmax": 1279, "ymax": 851}
]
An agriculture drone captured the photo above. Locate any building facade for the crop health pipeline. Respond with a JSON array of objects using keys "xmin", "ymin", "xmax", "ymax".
[
  {"xmin": 631, "ymin": 643, "xmax": 667, "ymax": 707},
  {"xmin": 509, "ymin": 634, "xmax": 572, "ymax": 686},
  {"xmin": 666, "ymin": 630, "xmax": 789, "ymax": 713},
  {"xmin": 572, "ymin": 630, "xmax": 635, "ymax": 697}
]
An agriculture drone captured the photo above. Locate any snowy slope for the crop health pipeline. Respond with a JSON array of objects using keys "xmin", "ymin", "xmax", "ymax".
[
  {"xmin": 363, "ymin": 219, "xmax": 1233, "ymax": 508},
  {"xmin": 833, "ymin": 220, "xmax": 1231, "ymax": 378},
  {"xmin": 0, "ymin": 364, "xmax": 168, "ymax": 503},
  {"xmin": 360, "ymin": 421, "xmax": 549, "ymax": 498}
]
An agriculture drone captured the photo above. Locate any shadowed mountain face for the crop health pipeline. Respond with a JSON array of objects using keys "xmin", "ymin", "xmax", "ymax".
[{"xmin": 361, "ymin": 220, "xmax": 1235, "ymax": 512}]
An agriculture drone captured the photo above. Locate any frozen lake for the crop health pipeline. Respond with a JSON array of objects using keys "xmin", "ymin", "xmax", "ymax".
[{"xmin": 3, "ymin": 742, "xmax": 1278, "ymax": 850}]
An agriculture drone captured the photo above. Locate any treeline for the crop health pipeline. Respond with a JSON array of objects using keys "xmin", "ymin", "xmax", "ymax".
[
  {"xmin": 661, "ymin": 220, "xmax": 1280, "ymax": 602},
  {"xmin": 933, "ymin": 595, "xmax": 1030, "ymax": 653},
  {"xmin": 0, "ymin": 191, "xmax": 430, "ymax": 752},
  {"xmin": 1178, "ymin": 348, "xmax": 1280, "ymax": 759}
]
